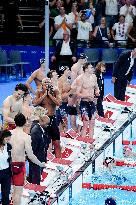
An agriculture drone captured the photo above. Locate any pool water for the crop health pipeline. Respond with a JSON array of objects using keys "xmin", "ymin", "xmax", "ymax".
[
  {"xmin": 70, "ymin": 188, "xmax": 136, "ymax": 205},
  {"xmin": 69, "ymin": 145, "xmax": 136, "ymax": 204},
  {"xmin": 91, "ymin": 167, "xmax": 136, "ymax": 186}
]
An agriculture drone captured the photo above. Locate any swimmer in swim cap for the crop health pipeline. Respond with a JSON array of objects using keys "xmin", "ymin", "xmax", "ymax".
[
  {"xmin": 103, "ymin": 157, "xmax": 116, "ymax": 170},
  {"xmin": 123, "ymin": 146, "xmax": 133, "ymax": 158}
]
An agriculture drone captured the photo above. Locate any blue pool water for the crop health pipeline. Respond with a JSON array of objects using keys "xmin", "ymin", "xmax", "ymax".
[
  {"xmin": 70, "ymin": 147, "xmax": 136, "ymax": 205},
  {"xmin": 70, "ymin": 188, "xmax": 136, "ymax": 205},
  {"xmin": 91, "ymin": 167, "xmax": 136, "ymax": 186}
]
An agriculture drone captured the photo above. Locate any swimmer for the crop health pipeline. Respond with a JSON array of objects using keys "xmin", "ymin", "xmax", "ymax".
[
  {"xmin": 26, "ymin": 58, "xmax": 46, "ymax": 95},
  {"xmin": 103, "ymin": 157, "xmax": 128, "ymax": 185},
  {"xmin": 58, "ymin": 66, "xmax": 71, "ymax": 132},
  {"xmin": 123, "ymin": 145, "xmax": 135, "ymax": 158},
  {"xmin": 3, "ymin": 83, "xmax": 28, "ymax": 130},
  {"xmin": 76, "ymin": 62, "xmax": 99, "ymax": 138},
  {"xmin": 103, "ymin": 157, "xmax": 116, "ymax": 170}
]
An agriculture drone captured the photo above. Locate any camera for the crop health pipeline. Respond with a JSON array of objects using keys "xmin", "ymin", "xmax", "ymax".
[{"xmin": 46, "ymin": 84, "xmax": 54, "ymax": 95}]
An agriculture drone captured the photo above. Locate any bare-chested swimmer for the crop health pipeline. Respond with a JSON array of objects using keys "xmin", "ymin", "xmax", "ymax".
[
  {"xmin": 26, "ymin": 58, "xmax": 46, "ymax": 95},
  {"xmin": 76, "ymin": 62, "xmax": 99, "ymax": 138},
  {"xmin": 68, "ymin": 53, "xmax": 88, "ymax": 131},
  {"xmin": 58, "ymin": 66, "xmax": 71, "ymax": 132}
]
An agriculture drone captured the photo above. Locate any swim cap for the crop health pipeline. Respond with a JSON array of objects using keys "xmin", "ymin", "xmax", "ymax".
[
  {"xmin": 103, "ymin": 157, "xmax": 115, "ymax": 167},
  {"xmin": 123, "ymin": 146, "xmax": 132, "ymax": 151},
  {"xmin": 79, "ymin": 53, "xmax": 88, "ymax": 59},
  {"xmin": 40, "ymin": 58, "xmax": 45, "ymax": 65},
  {"xmin": 105, "ymin": 197, "xmax": 116, "ymax": 205}
]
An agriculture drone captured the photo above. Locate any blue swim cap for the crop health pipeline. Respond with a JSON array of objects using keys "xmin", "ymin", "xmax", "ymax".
[{"xmin": 105, "ymin": 197, "xmax": 116, "ymax": 205}]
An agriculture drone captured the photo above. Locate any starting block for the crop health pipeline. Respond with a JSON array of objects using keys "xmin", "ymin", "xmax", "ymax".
[
  {"xmin": 24, "ymin": 183, "xmax": 46, "ymax": 192},
  {"xmin": 76, "ymin": 136, "xmax": 95, "ymax": 144},
  {"xmin": 61, "ymin": 147, "xmax": 73, "ymax": 158},
  {"xmin": 103, "ymin": 93, "xmax": 133, "ymax": 110},
  {"xmin": 126, "ymin": 84, "xmax": 136, "ymax": 95},
  {"xmin": 104, "ymin": 110, "xmax": 113, "ymax": 119},
  {"xmin": 66, "ymin": 128, "xmax": 79, "ymax": 139}
]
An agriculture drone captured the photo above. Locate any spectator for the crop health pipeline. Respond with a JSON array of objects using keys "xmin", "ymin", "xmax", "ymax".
[
  {"xmin": 86, "ymin": 1, "xmax": 96, "ymax": 28},
  {"xmin": 95, "ymin": 0, "xmax": 105, "ymax": 26},
  {"xmin": 68, "ymin": 3, "xmax": 79, "ymax": 39},
  {"xmin": 64, "ymin": 0, "xmax": 76, "ymax": 13},
  {"xmin": 105, "ymin": 197, "xmax": 117, "ymax": 205},
  {"xmin": 49, "ymin": 0, "xmax": 57, "ymax": 9},
  {"xmin": 28, "ymin": 106, "xmax": 50, "ymax": 185},
  {"xmin": 10, "ymin": 113, "xmax": 46, "ymax": 205},
  {"xmin": 0, "ymin": 130, "xmax": 12, "ymax": 205},
  {"xmin": 93, "ymin": 17, "xmax": 111, "ymax": 48},
  {"xmin": 111, "ymin": 15, "xmax": 129, "ymax": 47},
  {"xmin": 53, "ymin": 6, "xmax": 72, "ymax": 40},
  {"xmin": 3, "ymin": 83, "xmax": 28, "ymax": 130},
  {"xmin": 77, "ymin": 12, "xmax": 93, "ymax": 47},
  {"xmin": 104, "ymin": 0, "xmax": 118, "ymax": 29},
  {"xmin": 39, "ymin": 13, "xmax": 54, "ymax": 45},
  {"xmin": 112, "ymin": 49, "xmax": 136, "ymax": 101},
  {"xmin": 127, "ymin": 16, "xmax": 136, "ymax": 48},
  {"xmin": 120, "ymin": 0, "xmax": 136, "ymax": 26},
  {"xmin": 2, "ymin": 0, "xmax": 23, "ymax": 44},
  {"xmin": 51, "ymin": 30, "xmax": 77, "ymax": 75},
  {"xmin": 95, "ymin": 61, "xmax": 106, "ymax": 117},
  {"xmin": 50, "ymin": 0, "xmax": 63, "ymax": 19}
]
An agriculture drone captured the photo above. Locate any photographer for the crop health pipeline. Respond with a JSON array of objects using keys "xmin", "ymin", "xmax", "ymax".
[{"xmin": 33, "ymin": 77, "xmax": 62, "ymax": 158}]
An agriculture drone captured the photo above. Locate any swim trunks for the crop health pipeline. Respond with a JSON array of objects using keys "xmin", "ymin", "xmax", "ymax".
[{"xmin": 12, "ymin": 162, "xmax": 25, "ymax": 186}]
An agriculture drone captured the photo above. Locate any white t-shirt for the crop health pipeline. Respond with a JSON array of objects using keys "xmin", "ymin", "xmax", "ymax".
[
  {"xmin": 120, "ymin": 5, "xmax": 136, "ymax": 25},
  {"xmin": 77, "ymin": 21, "xmax": 92, "ymax": 40},
  {"xmin": 53, "ymin": 14, "xmax": 72, "ymax": 39},
  {"xmin": 60, "ymin": 40, "xmax": 72, "ymax": 55},
  {"xmin": 68, "ymin": 12, "xmax": 78, "ymax": 28},
  {"xmin": 112, "ymin": 22, "xmax": 129, "ymax": 41},
  {"xmin": 105, "ymin": 0, "xmax": 118, "ymax": 16},
  {"xmin": 0, "ymin": 144, "xmax": 9, "ymax": 170}
]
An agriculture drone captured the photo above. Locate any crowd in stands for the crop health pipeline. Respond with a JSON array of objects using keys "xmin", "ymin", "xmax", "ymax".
[
  {"xmin": 46, "ymin": 0, "xmax": 136, "ymax": 48},
  {"xmin": 0, "ymin": 0, "xmax": 136, "ymax": 47}
]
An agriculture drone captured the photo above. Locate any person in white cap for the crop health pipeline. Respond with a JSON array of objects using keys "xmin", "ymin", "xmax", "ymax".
[{"xmin": 26, "ymin": 58, "xmax": 46, "ymax": 95}]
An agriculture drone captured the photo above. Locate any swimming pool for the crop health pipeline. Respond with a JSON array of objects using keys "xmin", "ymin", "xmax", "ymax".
[{"xmin": 70, "ymin": 147, "xmax": 136, "ymax": 205}]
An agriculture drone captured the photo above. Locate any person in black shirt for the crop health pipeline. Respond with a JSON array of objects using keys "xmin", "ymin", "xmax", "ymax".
[
  {"xmin": 2, "ymin": 0, "xmax": 23, "ymax": 44},
  {"xmin": 28, "ymin": 106, "xmax": 50, "ymax": 185},
  {"xmin": 95, "ymin": 61, "xmax": 106, "ymax": 117},
  {"xmin": 112, "ymin": 49, "xmax": 136, "ymax": 101}
]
